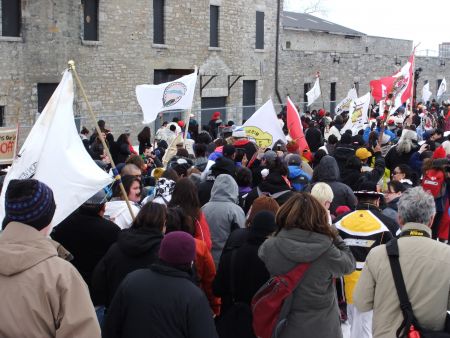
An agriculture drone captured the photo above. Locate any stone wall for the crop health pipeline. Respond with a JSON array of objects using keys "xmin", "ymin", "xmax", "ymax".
[
  {"xmin": 278, "ymin": 28, "xmax": 450, "ymax": 112},
  {"xmin": 0, "ymin": 0, "xmax": 277, "ymax": 143}
]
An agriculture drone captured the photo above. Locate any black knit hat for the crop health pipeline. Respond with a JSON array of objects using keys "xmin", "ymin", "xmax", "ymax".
[
  {"xmin": 250, "ymin": 211, "xmax": 277, "ymax": 238},
  {"xmin": 4, "ymin": 179, "xmax": 56, "ymax": 230}
]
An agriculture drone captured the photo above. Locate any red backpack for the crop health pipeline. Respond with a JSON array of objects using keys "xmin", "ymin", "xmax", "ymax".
[
  {"xmin": 422, "ymin": 168, "xmax": 446, "ymax": 198},
  {"xmin": 251, "ymin": 263, "xmax": 310, "ymax": 338}
]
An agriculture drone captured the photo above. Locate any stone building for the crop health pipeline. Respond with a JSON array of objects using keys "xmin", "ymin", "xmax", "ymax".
[
  {"xmin": 278, "ymin": 11, "xmax": 450, "ymax": 113},
  {"xmin": 0, "ymin": 0, "xmax": 278, "ymax": 139},
  {"xmin": 1, "ymin": 1, "xmax": 449, "ymax": 143}
]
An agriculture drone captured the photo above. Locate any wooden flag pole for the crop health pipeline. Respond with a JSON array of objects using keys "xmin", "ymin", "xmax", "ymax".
[{"xmin": 68, "ymin": 60, "xmax": 135, "ymax": 221}]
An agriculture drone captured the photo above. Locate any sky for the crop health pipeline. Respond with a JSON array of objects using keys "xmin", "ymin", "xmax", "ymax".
[{"xmin": 284, "ymin": 0, "xmax": 449, "ymax": 55}]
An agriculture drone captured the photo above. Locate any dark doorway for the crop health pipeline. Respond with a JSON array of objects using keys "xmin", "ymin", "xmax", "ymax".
[
  {"xmin": 243, "ymin": 80, "xmax": 256, "ymax": 121},
  {"xmin": 201, "ymin": 97, "xmax": 226, "ymax": 128},
  {"xmin": 37, "ymin": 83, "xmax": 58, "ymax": 113}
]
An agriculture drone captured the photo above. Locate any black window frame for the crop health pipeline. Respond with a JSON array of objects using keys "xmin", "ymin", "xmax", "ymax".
[
  {"xmin": 37, "ymin": 83, "xmax": 59, "ymax": 114},
  {"xmin": 2, "ymin": 0, "xmax": 21, "ymax": 37},
  {"xmin": 153, "ymin": 0, "xmax": 165, "ymax": 44},
  {"xmin": 210, "ymin": 5, "xmax": 219, "ymax": 47},
  {"xmin": 255, "ymin": 11, "xmax": 264, "ymax": 50}
]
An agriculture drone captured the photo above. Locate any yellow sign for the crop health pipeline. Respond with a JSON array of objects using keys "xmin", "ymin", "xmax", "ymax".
[{"xmin": 243, "ymin": 126, "xmax": 273, "ymax": 148}]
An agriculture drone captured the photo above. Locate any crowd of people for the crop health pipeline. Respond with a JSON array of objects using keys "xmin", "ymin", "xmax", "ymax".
[{"xmin": 1, "ymin": 100, "xmax": 450, "ymax": 338}]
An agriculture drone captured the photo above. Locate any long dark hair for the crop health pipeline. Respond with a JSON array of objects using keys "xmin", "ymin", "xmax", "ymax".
[
  {"xmin": 165, "ymin": 206, "xmax": 195, "ymax": 235},
  {"xmin": 276, "ymin": 192, "xmax": 337, "ymax": 239},
  {"xmin": 168, "ymin": 178, "xmax": 200, "ymax": 221},
  {"xmin": 131, "ymin": 202, "xmax": 166, "ymax": 231},
  {"xmin": 138, "ymin": 127, "xmax": 151, "ymax": 144}
]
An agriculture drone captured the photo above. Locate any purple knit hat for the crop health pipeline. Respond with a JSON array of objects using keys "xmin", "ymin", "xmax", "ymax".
[
  {"xmin": 4, "ymin": 179, "xmax": 56, "ymax": 230},
  {"xmin": 159, "ymin": 231, "xmax": 196, "ymax": 266}
]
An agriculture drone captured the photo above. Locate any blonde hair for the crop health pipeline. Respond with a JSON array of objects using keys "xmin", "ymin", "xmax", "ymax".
[{"xmin": 311, "ymin": 182, "xmax": 334, "ymax": 206}]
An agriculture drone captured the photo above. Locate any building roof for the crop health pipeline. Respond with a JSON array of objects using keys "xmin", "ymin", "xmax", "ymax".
[{"xmin": 282, "ymin": 11, "xmax": 365, "ymax": 37}]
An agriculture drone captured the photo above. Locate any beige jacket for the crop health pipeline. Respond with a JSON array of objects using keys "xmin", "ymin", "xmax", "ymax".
[
  {"xmin": 0, "ymin": 222, "xmax": 101, "ymax": 338},
  {"xmin": 353, "ymin": 222, "xmax": 450, "ymax": 338}
]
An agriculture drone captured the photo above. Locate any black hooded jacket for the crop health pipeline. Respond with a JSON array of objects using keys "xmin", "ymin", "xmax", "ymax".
[
  {"xmin": 308, "ymin": 155, "xmax": 357, "ymax": 214},
  {"xmin": 103, "ymin": 263, "xmax": 218, "ymax": 338},
  {"xmin": 198, "ymin": 157, "xmax": 236, "ymax": 206},
  {"xmin": 91, "ymin": 227, "xmax": 163, "ymax": 307},
  {"xmin": 244, "ymin": 171, "xmax": 294, "ymax": 213}
]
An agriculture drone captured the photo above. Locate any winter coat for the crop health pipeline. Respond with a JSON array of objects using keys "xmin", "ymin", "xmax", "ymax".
[
  {"xmin": 113, "ymin": 142, "xmax": 131, "ymax": 164},
  {"xmin": 198, "ymin": 156, "xmax": 236, "ymax": 206},
  {"xmin": 259, "ymin": 228, "xmax": 355, "ymax": 338},
  {"xmin": 103, "ymin": 263, "xmax": 218, "ymax": 338},
  {"xmin": 385, "ymin": 142, "xmax": 419, "ymax": 172},
  {"xmin": 50, "ymin": 209, "xmax": 120, "ymax": 298},
  {"xmin": 305, "ymin": 127, "xmax": 323, "ymax": 152},
  {"xmin": 309, "ymin": 155, "xmax": 357, "ymax": 214},
  {"xmin": 354, "ymin": 222, "xmax": 450, "ymax": 338},
  {"xmin": 202, "ymin": 174, "xmax": 246, "ymax": 265},
  {"xmin": 91, "ymin": 227, "xmax": 163, "ymax": 307},
  {"xmin": 104, "ymin": 200, "xmax": 141, "ymax": 229},
  {"xmin": 0, "ymin": 222, "xmax": 100, "ymax": 338},
  {"xmin": 234, "ymin": 139, "xmax": 258, "ymax": 162},
  {"xmin": 334, "ymin": 203, "xmax": 398, "ymax": 305},
  {"xmin": 194, "ymin": 211, "xmax": 212, "ymax": 251},
  {"xmin": 333, "ymin": 145, "xmax": 355, "ymax": 175},
  {"xmin": 382, "ymin": 196, "xmax": 400, "ymax": 221},
  {"xmin": 214, "ymin": 229, "xmax": 270, "ymax": 314},
  {"xmin": 194, "ymin": 238, "xmax": 220, "ymax": 315},
  {"xmin": 288, "ymin": 165, "xmax": 311, "ymax": 191},
  {"xmin": 341, "ymin": 152, "xmax": 386, "ymax": 191},
  {"xmin": 244, "ymin": 171, "xmax": 294, "ymax": 213}
]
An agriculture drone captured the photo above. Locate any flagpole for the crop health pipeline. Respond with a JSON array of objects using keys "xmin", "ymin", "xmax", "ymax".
[
  {"xmin": 183, "ymin": 66, "xmax": 197, "ymax": 148},
  {"xmin": 317, "ymin": 72, "xmax": 325, "ymax": 110},
  {"xmin": 410, "ymin": 46, "xmax": 417, "ymax": 110},
  {"xmin": 68, "ymin": 60, "xmax": 135, "ymax": 221}
]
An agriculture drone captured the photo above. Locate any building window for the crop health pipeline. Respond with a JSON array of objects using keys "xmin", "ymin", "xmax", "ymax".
[
  {"xmin": 286, "ymin": 41, "xmax": 291, "ymax": 49},
  {"xmin": 255, "ymin": 11, "xmax": 264, "ymax": 50},
  {"xmin": 354, "ymin": 82, "xmax": 359, "ymax": 95},
  {"xmin": 210, "ymin": 5, "xmax": 219, "ymax": 47},
  {"xmin": 153, "ymin": 0, "xmax": 164, "ymax": 44},
  {"xmin": 243, "ymin": 80, "xmax": 257, "ymax": 121},
  {"xmin": 2, "ymin": 0, "xmax": 21, "ymax": 37},
  {"xmin": 83, "ymin": 0, "xmax": 99, "ymax": 41},
  {"xmin": 0, "ymin": 106, "xmax": 4, "ymax": 127},
  {"xmin": 330, "ymin": 82, "xmax": 336, "ymax": 113},
  {"xmin": 37, "ymin": 83, "xmax": 58, "ymax": 113}
]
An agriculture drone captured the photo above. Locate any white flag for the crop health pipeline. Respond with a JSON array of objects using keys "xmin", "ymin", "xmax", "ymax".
[
  {"xmin": 437, "ymin": 78, "xmax": 447, "ymax": 100},
  {"xmin": 335, "ymin": 87, "xmax": 358, "ymax": 115},
  {"xmin": 341, "ymin": 92, "xmax": 371, "ymax": 136},
  {"xmin": 243, "ymin": 99, "xmax": 286, "ymax": 148},
  {"xmin": 0, "ymin": 70, "xmax": 113, "ymax": 228},
  {"xmin": 136, "ymin": 70, "xmax": 197, "ymax": 123},
  {"xmin": 422, "ymin": 82, "xmax": 432, "ymax": 103},
  {"xmin": 306, "ymin": 78, "xmax": 321, "ymax": 106}
]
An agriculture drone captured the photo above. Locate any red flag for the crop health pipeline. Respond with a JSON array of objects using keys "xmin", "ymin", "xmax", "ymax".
[
  {"xmin": 369, "ymin": 54, "xmax": 414, "ymax": 112},
  {"xmin": 286, "ymin": 97, "xmax": 312, "ymax": 160}
]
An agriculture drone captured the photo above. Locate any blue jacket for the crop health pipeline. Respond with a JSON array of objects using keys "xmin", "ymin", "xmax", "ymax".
[
  {"xmin": 288, "ymin": 165, "xmax": 311, "ymax": 191},
  {"xmin": 363, "ymin": 127, "xmax": 396, "ymax": 144}
]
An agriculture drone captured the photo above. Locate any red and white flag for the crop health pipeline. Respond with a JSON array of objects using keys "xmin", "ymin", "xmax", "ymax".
[
  {"xmin": 286, "ymin": 97, "xmax": 309, "ymax": 155},
  {"xmin": 370, "ymin": 54, "xmax": 414, "ymax": 113}
]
